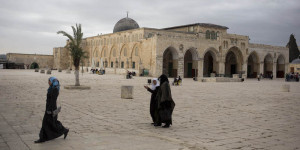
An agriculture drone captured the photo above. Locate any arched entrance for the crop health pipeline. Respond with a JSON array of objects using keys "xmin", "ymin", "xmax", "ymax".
[
  {"xmin": 30, "ymin": 62, "xmax": 39, "ymax": 69},
  {"xmin": 225, "ymin": 47, "xmax": 243, "ymax": 77},
  {"xmin": 163, "ymin": 47, "xmax": 178, "ymax": 77},
  {"xmin": 203, "ymin": 50, "xmax": 216, "ymax": 77},
  {"xmin": 247, "ymin": 52, "xmax": 259, "ymax": 78},
  {"xmin": 276, "ymin": 55, "xmax": 285, "ymax": 78},
  {"xmin": 184, "ymin": 49, "xmax": 198, "ymax": 78},
  {"xmin": 264, "ymin": 54, "xmax": 273, "ymax": 78}
]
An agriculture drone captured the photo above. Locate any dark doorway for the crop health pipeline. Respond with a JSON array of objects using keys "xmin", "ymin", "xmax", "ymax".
[
  {"xmin": 163, "ymin": 47, "xmax": 178, "ymax": 77},
  {"xmin": 30, "ymin": 62, "xmax": 39, "ymax": 69}
]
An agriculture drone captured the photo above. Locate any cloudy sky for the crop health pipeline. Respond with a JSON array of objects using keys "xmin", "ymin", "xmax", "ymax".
[{"xmin": 0, "ymin": 0, "xmax": 299, "ymax": 55}]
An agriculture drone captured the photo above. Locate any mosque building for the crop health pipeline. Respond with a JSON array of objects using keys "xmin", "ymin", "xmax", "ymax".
[{"xmin": 6, "ymin": 15, "xmax": 290, "ymax": 79}]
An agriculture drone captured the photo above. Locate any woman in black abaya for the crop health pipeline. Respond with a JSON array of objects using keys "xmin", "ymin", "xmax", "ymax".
[
  {"xmin": 144, "ymin": 78, "xmax": 160, "ymax": 125},
  {"xmin": 35, "ymin": 77, "xmax": 69, "ymax": 143},
  {"xmin": 156, "ymin": 74, "xmax": 175, "ymax": 128}
]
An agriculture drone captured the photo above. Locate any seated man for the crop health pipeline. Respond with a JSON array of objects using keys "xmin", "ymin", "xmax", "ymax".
[
  {"xmin": 177, "ymin": 76, "xmax": 182, "ymax": 85},
  {"xmin": 173, "ymin": 77, "xmax": 178, "ymax": 86}
]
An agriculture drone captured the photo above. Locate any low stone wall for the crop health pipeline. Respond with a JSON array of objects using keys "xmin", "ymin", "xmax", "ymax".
[{"xmin": 202, "ymin": 77, "xmax": 242, "ymax": 82}]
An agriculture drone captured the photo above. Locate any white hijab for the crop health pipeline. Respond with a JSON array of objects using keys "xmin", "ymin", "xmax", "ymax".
[{"xmin": 151, "ymin": 78, "xmax": 160, "ymax": 90}]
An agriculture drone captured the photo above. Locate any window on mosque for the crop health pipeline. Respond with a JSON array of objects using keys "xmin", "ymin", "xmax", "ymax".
[
  {"xmin": 111, "ymin": 62, "xmax": 113, "ymax": 68},
  {"xmin": 96, "ymin": 62, "xmax": 99, "ymax": 67},
  {"xmin": 105, "ymin": 61, "xmax": 108, "ymax": 67},
  {"xmin": 206, "ymin": 30, "xmax": 210, "ymax": 39},
  {"xmin": 135, "ymin": 47, "xmax": 138, "ymax": 56},
  {"xmin": 132, "ymin": 62, "xmax": 135, "ymax": 69},
  {"xmin": 121, "ymin": 62, "xmax": 124, "ymax": 68},
  {"xmin": 211, "ymin": 31, "xmax": 215, "ymax": 40}
]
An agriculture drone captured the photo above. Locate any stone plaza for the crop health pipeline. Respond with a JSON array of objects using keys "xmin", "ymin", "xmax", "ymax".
[{"xmin": 0, "ymin": 69, "xmax": 299, "ymax": 150}]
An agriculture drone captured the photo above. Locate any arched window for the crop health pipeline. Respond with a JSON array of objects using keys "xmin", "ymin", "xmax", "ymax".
[
  {"xmin": 135, "ymin": 47, "xmax": 139, "ymax": 56},
  {"xmin": 211, "ymin": 31, "xmax": 215, "ymax": 40},
  {"xmin": 121, "ymin": 62, "xmax": 124, "ymax": 68},
  {"xmin": 206, "ymin": 30, "xmax": 210, "ymax": 39}
]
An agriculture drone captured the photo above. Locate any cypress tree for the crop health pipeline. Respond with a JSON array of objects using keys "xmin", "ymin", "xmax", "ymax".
[{"xmin": 286, "ymin": 34, "xmax": 300, "ymax": 62}]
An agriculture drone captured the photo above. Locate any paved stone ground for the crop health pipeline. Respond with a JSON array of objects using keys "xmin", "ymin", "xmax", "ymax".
[{"xmin": 0, "ymin": 70, "xmax": 300, "ymax": 150}]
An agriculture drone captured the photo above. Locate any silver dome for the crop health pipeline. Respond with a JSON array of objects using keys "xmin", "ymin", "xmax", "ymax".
[{"xmin": 113, "ymin": 17, "xmax": 139, "ymax": 33}]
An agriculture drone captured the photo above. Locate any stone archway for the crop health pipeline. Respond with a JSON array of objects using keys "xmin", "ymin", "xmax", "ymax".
[
  {"xmin": 225, "ymin": 47, "xmax": 243, "ymax": 77},
  {"xmin": 264, "ymin": 54, "xmax": 273, "ymax": 78},
  {"xmin": 203, "ymin": 50, "xmax": 217, "ymax": 77},
  {"xmin": 184, "ymin": 49, "xmax": 198, "ymax": 78},
  {"xmin": 277, "ymin": 55, "xmax": 285, "ymax": 78},
  {"xmin": 247, "ymin": 52, "xmax": 260, "ymax": 78},
  {"xmin": 30, "ymin": 62, "xmax": 39, "ymax": 69},
  {"xmin": 163, "ymin": 47, "xmax": 178, "ymax": 77}
]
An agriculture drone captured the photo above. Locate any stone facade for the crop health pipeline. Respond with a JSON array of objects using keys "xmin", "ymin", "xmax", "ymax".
[
  {"xmin": 6, "ymin": 53, "xmax": 53, "ymax": 69},
  {"xmin": 53, "ymin": 47, "xmax": 71, "ymax": 70},
  {"xmin": 73, "ymin": 21, "xmax": 288, "ymax": 78}
]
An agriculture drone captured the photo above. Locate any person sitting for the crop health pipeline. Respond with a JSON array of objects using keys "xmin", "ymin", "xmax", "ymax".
[
  {"xmin": 178, "ymin": 76, "xmax": 182, "ymax": 85},
  {"xmin": 172, "ymin": 77, "xmax": 178, "ymax": 86},
  {"xmin": 126, "ymin": 71, "xmax": 132, "ymax": 79}
]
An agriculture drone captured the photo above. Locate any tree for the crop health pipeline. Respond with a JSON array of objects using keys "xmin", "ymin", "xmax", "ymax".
[
  {"xmin": 57, "ymin": 24, "xmax": 87, "ymax": 86},
  {"xmin": 286, "ymin": 34, "xmax": 300, "ymax": 62}
]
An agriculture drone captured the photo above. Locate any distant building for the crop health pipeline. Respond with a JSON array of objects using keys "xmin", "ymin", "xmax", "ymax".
[{"xmin": 5, "ymin": 53, "xmax": 53, "ymax": 69}]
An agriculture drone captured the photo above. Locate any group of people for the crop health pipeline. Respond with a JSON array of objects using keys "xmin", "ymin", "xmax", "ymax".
[
  {"xmin": 91, "ymin": 68, "xmax": 105, "ymax": 74},
  {"xmin": 172, "ymin": 76, "xmax": 182, "ymax": 86},
  {"xmin": 144, "ymin": 75, "xmax": 176, "ymax": 128},
  {"xmin": 126, "ymin": 70, "xmax": 136, "ymax": 79},
  {"xmin": 35, "ymin": 74, "xmax": 175, "ymax": 144},
  {"xmin": 286, "ymin": 72, "xmax": 299, "ymax": 82},
  {"xmin": 257, "ymin": 73, "xmax": 273, "ymax": 81}
]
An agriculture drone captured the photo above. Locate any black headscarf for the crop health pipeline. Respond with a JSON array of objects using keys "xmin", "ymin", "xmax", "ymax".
[{"xmin": 158, "ymin": 74, "xmax": 169, "ymax": 85}]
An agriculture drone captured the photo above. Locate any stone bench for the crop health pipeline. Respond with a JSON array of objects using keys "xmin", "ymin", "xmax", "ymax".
[
  {"xmin": 121, "ymin": 86, "xmax": 133, "ymax": 99},
  {"xmin": 40, "ymin": 70, "xmax": 45, "ymax": 73},
  {"xmin": 58, "ymin": 69, "xmax": 62, "ymax": 72},
  {"xmin": 35, "ymin": 69, "xmax": 39, "ymax": 72},
  {"xmin": 232, "ymin": 74, "xmax": 239, "ymax": 78},
  {"xmin": 46, "ymin": 70, "xmax": 51, "ymax": 74},
  {"xmin": 281, "ymin": 84, "xmax": 290, "ymax": 92}
]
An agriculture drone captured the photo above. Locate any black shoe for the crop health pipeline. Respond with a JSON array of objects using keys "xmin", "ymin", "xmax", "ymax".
[
  {"xmin": 34, "ymin": 139, "xmax": 45, "ymax": 143},
  {"xmin": 64, "ymin": 129, "xmax": 69, "ymax": 139},
  {"xmin": 154, "ymin": 123, "xmax": 162, "ymax": 126},
  {"xmin": 162, "ymin": 124, "xmax": 170, "ymax": 128}
]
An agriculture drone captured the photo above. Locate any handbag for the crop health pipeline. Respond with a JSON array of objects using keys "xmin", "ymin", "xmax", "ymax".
[{"xmin": 52, "ymin": 96, "xmax": 62, "ymax": 117}]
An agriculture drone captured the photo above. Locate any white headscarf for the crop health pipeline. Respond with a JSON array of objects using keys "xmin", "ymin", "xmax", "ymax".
[{"xmin": 151, "ymin": 78, "xmax": 160, "ymax": 90}]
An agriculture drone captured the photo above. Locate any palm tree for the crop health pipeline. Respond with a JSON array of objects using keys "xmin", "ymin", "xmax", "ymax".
[{"xmin": 57, "ymin": 24, "xmax": 87, "ymax": 86}]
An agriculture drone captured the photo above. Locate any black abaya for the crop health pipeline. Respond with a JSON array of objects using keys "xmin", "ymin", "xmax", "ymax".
[
  {"xmin": 38, "ymin": 88, "xmax": 68, "ymax": 142},
  {"xmin": 147, "ymin": 87, "xmax": 159, "ymax": 123}
]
